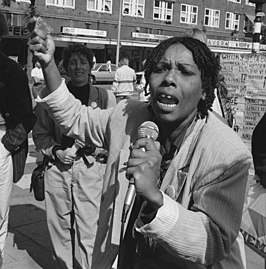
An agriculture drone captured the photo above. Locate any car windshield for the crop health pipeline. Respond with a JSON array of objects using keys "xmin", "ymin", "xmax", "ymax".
[{"xmin": 92, "ymin": 64, "xmax": 101, "ymax": 71}]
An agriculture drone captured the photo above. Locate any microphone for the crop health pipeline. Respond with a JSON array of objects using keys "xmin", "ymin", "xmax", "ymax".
[{"xmin": 121, "ymin": 121, "xmax": 159, "ymax": 223}]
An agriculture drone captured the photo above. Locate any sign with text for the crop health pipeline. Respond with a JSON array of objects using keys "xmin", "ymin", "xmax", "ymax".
[
  {"xmin": 209, "ymin": 39, "xmax": 266, "ymax": 51},
  {"xmin": 132, "ymin": 32, "xmax": 173, "ymax": 40},
  {"xmin": 61, "ymin": 27, "xmax": 107, "ymax": 38},
  {"xmin": 222, "ymin": 54, "xmax": 266, "ymax": 258},
  {"xmin": 220, "ymin": 53, "xmax": 266, "ymax": 150}
]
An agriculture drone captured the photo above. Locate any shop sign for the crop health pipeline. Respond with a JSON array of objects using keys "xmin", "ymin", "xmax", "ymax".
[
  {"xmin": 61, "ymin": 27, "xmax": 107, "ymax": 38},
  {"xmin": 132, "ymin": 32, "xmax": 173, "ymax": 40},
  {"xmin": 208, "ymin": 38, "xmax": 266, "ymax": 51}
]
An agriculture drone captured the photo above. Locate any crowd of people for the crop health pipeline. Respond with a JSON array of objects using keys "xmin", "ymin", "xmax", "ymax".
[{"xmin": 1, "ymin": 9, "xmax": 265, "ymax": 269}]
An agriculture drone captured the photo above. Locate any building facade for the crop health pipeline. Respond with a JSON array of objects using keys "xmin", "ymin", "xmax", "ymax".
[{"xmin": 0, "ymin": 0, "xmax": 264, "ymax": 75}]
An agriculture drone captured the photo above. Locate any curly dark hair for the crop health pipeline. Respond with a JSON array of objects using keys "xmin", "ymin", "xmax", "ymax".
[
  {"xmin": 144, "ymin": 36, "xmax": 220, "ymax": 119},
  {"xmin": 62, "ymin": 43, "xmax": 94, "ymax": 72}
]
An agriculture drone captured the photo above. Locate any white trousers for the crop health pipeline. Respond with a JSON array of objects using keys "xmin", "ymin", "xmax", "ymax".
[{"xmin": 0, "ymin": 126, "xmax": 13, "ymax": 268}]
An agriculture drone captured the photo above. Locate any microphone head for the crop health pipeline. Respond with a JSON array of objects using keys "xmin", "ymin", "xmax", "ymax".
[{"xmin": 138, "ymin": 121, "xmax": 159, "ymax": 141}]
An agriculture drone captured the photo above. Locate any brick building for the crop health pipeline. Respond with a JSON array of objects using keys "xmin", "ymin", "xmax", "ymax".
[{"xmin": 0, "ymin": 0, "xmax": 264, "ymax": 74}]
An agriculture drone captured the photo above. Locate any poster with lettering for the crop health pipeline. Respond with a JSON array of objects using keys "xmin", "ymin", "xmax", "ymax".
[
  {"xmin": 220, "ymin": 53, "xmax": 266, "ymax": 151},
  {"xmin": 220, "ymin": 53, "xmax": 266, "ymax": 258}
]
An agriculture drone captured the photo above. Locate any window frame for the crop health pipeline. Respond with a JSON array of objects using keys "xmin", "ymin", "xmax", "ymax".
[
  {"xmin": 16, "ymin": 0, "xmax": 31, "ymax": 2},
  {"xmin": 180, "ymin": 4, "xmax": 198, "ymax": 25},
  {"xmin": 245, "ymin": 0, "xmax": 255, "ymax": 6},
  {"xmin": 153, "ymin": 0, "xmax": 173, "ymax": 22},
  {"xmin": 225, "ymin": 12, "xmax": 240, "ymax": 30},
  {"xmin": 227, "ymin": 0, "xmax": 241, "ymax": 3},
  {"xmin": 45, "ymin": 0, "xmax": 75, "ymax": 9},
  {"xmin": 122, "ymin": 0, "xmax": 145, "ymax": 18},
  {"xmin": 204, "ymin": 8, "xmax": 220, "ymax": 28},
  {"xmin": 87, "ymin": 0, "xmax": 112, "ymax": 13}
]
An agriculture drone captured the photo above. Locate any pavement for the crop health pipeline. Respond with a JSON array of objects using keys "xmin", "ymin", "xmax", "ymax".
[
  {"xmin": 2, "ymin": 97, "xmax": 266, "ymax": 268},
  {"xmin": 3, "ymin": 133, "xmax": 56, "ymax": 269}
]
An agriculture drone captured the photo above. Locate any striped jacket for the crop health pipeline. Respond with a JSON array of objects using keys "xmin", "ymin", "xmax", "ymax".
[{"xmin": 38, "ymin": 81, "xmax": 252, "ymax": 269}]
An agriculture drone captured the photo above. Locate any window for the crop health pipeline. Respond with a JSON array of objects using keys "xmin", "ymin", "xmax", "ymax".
[
  {"xmin": 225, "ymin": 12, "xmax": 240, "ymax": 30},
  {"xmin": 123, "ymin": 0, "xmax": 145, "ymax": 18},
  {"xmin": 180, "ymin": 4, "xmax": 198, "ymax": 25},
  {"xmin": 87, "ymin": 0, "xmax": 112, "ymax": 13},
  {"xmin": 244, "ymin": 15, "xmax": 253, "ymax": 33},
  {"xmin": 246, "ymin": 0, "xmax": 255, "ymax": 6},
  {"xmin": 204, "ymin": 8, "xmax": 220, "ymax": 28},
  {"xmin": 46, "ymin": 0, "xmax": 75, "ymax": 8},
  {"xmin": 153, "ymin": 1, "xmax": 173, "ymax": 22},
  {"xmin": 99, "ymin": 65, "xmax": 107, "ymax": 71},
  {"xmin": 228, "ymin": 0, "xmax": 241, "ymax": 3},
  {"xmin": 5, "ymin": 13, "xmax": 23, "ymax": 26}
]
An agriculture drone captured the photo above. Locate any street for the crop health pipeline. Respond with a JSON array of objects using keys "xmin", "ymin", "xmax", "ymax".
[{"xmin": 2, "ymin": 86, "xmax": 266, "ymax": 268}]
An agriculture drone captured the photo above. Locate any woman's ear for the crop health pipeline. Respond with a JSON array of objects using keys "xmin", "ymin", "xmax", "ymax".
[{"xmin": 201, "ymin": 91, "xmax": 206, "ymax": 100}]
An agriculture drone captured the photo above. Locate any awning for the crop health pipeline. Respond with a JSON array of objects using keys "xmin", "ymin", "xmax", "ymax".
[
  {"xmin": 121, "ymin": 40, "xmax": 158, "ymax": 48},
  {"xmin": 52, "ymin": 35, "xmax": 159, "ymax": 48},
  {"xmin": 246, "ymin": 13, "xmax": 266, "ymax": 26},
  {"xmin": 52, "ymin": 34, "xmax": 118, "ymax": 48},
  {"xmin": 209, "ymin": 47, "xmax": 252, "ymax": 54}
]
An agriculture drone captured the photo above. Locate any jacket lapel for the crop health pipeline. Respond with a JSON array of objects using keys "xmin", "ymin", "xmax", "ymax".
[{"xmin": 160, "ymin": 118, "xmax": 206, "ymax": 205}]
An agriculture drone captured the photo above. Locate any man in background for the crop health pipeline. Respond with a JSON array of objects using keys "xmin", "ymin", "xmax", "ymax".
[
  {"xmin": 0, "ymin": 12, "xmax": 36, "ymax": 268},
  {"xmin": 31, "ymin": 61, "xmax": 45, "ymax": 101},
  {"xmin": 111, "ymin": 52, "xmax": 136, "ymax": 103}
]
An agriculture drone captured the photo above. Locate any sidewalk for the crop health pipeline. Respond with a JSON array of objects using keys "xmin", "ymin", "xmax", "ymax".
[
  {"xmin": 3, "ymin": 184, "xmax": 56, "ymax": 269},
  {"xmin": 3, "ymin": 182, "xmax": 265, "ymax": 269},
  {"xmin": 2, "ymin": 135, "xmax": 55, "ymax": 269},
  {"xmin": 2, "ymin": 136, "xmax": 266, "ymax": 269}
]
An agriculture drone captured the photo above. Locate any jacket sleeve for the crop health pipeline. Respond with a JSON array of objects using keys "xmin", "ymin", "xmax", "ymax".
[
  {"xmin": 107, "ymin": 90, "xmax": 117, "ymax": 108},
  {"xmin": 136, "ymin": 148, "xmax": 252, "ymax": 266},
  {"xmin": 2, "ymin": 66, "xmax": 36, "ymax": 153},
  {"xmin": 36, "ymin": 80, "xmax": 112, "ymax": 150},
  {"xmin": 32, "ymin": 104, "xmax": 61, "ymax": 159}
]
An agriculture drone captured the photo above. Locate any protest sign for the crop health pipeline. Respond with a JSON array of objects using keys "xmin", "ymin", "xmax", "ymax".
[{"xmin": 220, "ymin": 53, "xmax": 266, "ymax": 259}]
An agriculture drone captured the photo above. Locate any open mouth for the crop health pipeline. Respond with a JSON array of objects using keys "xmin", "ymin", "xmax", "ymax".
[{"xmin": 156, "ymin": 93, "xmax": 179, "ymax": 112}]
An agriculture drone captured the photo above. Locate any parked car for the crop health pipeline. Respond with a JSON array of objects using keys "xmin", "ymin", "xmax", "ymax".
[{"xmin": 90, "ymin": 63, "xmax": 117, "ymax": 84}]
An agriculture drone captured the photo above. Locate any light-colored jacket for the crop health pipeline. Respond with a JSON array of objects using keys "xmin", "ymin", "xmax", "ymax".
[{"xmin": 38, "ymin": 80, "xmax": 252, "ymax": 269}]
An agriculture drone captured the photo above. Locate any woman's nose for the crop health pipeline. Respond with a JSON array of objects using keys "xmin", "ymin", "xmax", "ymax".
[
  {"xmin": 76, "ymin": 61, "xmax": 82, "ymax": 68},
  {"xmin": 164, "ymin": 68, "xmax": 178, "ymax": 86}
]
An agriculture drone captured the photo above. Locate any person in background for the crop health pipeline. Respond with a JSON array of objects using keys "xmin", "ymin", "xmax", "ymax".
[
  {"xmin": 183, "ymin": 27, "xmax": 208, "ymax": 44},
  {"xmin": 135, "ymin": 59, "xmax": 150, "ymax": 102},
  {"xmin": 57, "ymin": 59, "xmax": 70, "ymax": 84},
  {"xmin": 32, "ymin": 43, "xmax": 116, "ymax": 269},
  {"xmin": 29, "ymin": 32, "xmax": 252, "ymax": 269},
  {"xmin": 31, "ymin": 60, "xmax": 45, "ymax": 99},
  {"xmin": 106, "ymin": 59, "xmax": 112, "ymax": 72},
  {"xmin": 0, "ymin": 12, "xmax": 36, "ymax": 268},
  {"xmin": 92, "ymin": 55, "xmax": 96, "ymax": 69},
  {"xmin": 183, "ymin": 27, "xmax": 234, "ymax": 127},
  {"xmin": 111, "ymin": 52, "xmax": 136, "ymax": 103},
  {"xmin": 252, "ymin": 112, "xmax": 266, "ymax": 188}
]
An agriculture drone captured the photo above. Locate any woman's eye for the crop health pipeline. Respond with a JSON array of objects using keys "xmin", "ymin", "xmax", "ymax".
[
  {"xmin": 182, "ymin": 70, "xmax": 192, "ymax": 75},
  {"xmin": 178, "ymin": 64, "xmax": 193, "ymax": 76},
  {"xmin": 154, "ymin": 65, "xmax": 168, "ymax": 73}
]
